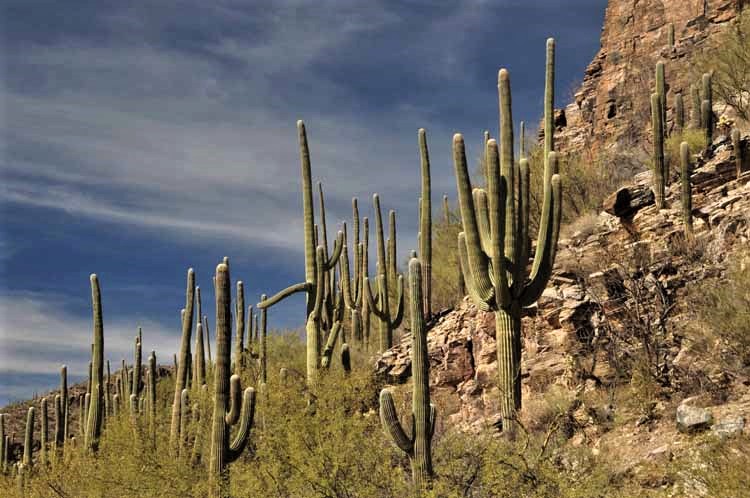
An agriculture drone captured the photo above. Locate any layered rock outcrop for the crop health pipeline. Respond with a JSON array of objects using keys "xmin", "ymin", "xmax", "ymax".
[{"xmin": 557, "ymin": 0, "xmax": 744, "ymax": 158}]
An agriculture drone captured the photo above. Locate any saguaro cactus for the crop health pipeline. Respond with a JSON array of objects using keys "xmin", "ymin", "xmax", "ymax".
[
  {"xmin": 85, "ymin": 274, "xmax": 104, "ymax": 451},
  {"xmin": 418, "ymin": 128, "xmax": 432, "ymax": 320},
  {"xmin": 258, "ymin": 121, "xmax": 343, "ymax": 385},
  {"xmin": 691, "ymin": 84, "xmax": 701, "ymax": 129},
  {"xmin": 652, "ymin": 92, "xmax": 667, "ymax": 209},
  {"xmin": 731, "ymin": 128, "xmax": 743, "ymax": 179},
  {"xmin": 680, "ymin": 142, "xmax": 693, "ymax": 238},
  {"xmin": 40, "ymin": 398, "xmax": 48, "ymax": 465},
  {"xmin": 364, "ymin": 194, "xmax": 404, "ymax": 352},
  {"xmin": 667, "ymin": 22, "xmax": 675, "ymax": 47},
  {"xmin": 23, "ymin": 407, "xmax": 34, "ymax": 468},
  {"xmin": 58, "ymin": 365, "xmax": 68, "ymax": 445},
  {"xmin": 380, "ymin": 258, "xmax": 436, "ymax": 495},
  {"xmin": 170, "ymin": 268, "xmax": 195, "ymax": 449},
  {"xmin": 453, "ymin": 39, "xmax": 562, "ymax": 434},
  {"xmin": 701, "ymin": 72, "xmax": 713, "ymax": 145},
  {"xmin": 674, "ymin": 93, "xmax": 685, "ymax": 132},
  {"xmin": 209, "ymin": 262, "xmax": 256, "ymax": 498},
  {"xmin": 656, "ymin": 62, "xmax": 667, "ymax": 137}
]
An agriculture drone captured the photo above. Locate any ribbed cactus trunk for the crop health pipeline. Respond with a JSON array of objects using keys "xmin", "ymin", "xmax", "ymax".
[
  {"xmin": 170, "ymin": 268, "xmax": 195, "ymax": 450},
  {"xmin": 380, "ymin": 258, "xmax": 435, "ymax": 497},
  {"xmin": 235, "ymin": 281, "xmax": 245, "ymax": 373},
  {"xmin": 85, "ymin": 274, "xmax": 104, "ymax": 451},
  {"xmin": 656, "ymin": 62, "xmax": 667, "ymax": 138},
  {"xmin": 651, "ymin": 93, "xmax": 666, "ymax": 209},
  {"xmin": 675, "ymin": 93, "xmax": 684, "ymax": 132},
  {"xmin": 59, "ymin": 365, "xmax": 68, "ymax": 445},
  {"xmin": 702, "ymin": 73, "xmax": 713, "ymax": 147},
  {"xmin": 209, "ymin": 262, "xmax": 256, "ymax": 498},
  {"xmin": 418, "ymin": 128, "xmax": 432, "ymax": 321},
  {"xmin": 667, "ymin": 23, "xmax": 675, "ymax": 47},
  {"xmin": 691, "ymin": 84, "xmax": 701, "ymax": 129},
  {"xmin": 453, "ymin": 38, "xmax": 562, "ymax": 437},
  {"xmin": 40, "ymin": 397, "xmax": 48, "ymax": 465},
  {"xmin": 680, "ymin": 142, "xmax": 693, "ymax": 238},
  {"xmin": 148, "ymin": 351, "xmax": 157, "ymax": 439},
  {"xmin": 23, "ymin": 407, "xmax": 34, "ymax": 468}
]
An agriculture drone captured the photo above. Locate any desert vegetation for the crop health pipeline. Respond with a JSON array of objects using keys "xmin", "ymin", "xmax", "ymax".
[{"xmin": 3, "ymin": 6, "xmax": 750, "ymax": 497}]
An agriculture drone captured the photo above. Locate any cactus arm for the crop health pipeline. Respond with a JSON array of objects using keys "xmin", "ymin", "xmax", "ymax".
[
  {"xmin": 516, "ymin": 158, "xmax": 531, "ymax": 293},
  {"xmin": 457, "ymin": 233, "xmax": 492, "ymax": 311},
  {"xmin": 418, "ymin": 128, "xmax": 432, "ymax": 320},
  {"xmin": 298, "ymin": 121, "xmax": 316, "ymax": 297},
  {"xmin": 390, "ymin": 274, "xmax": 405, "ymax": 329},
  {"xmin": 453, "ymin": 133, "xmax": 494, "ymax": 303},
  {"xmin": 520, "ymin": 172, "xmax": 562, "ymax": 307},
  {"xmin": 428, "ymin": 403, "xmax": 437, "ymax": 440},
  {"xmin": 379, "ymin": 389, "xmax": 413, "ymax": 454},
  {"xmin": 486, "ymin": 138, "xmax": 511, "ymax": 309},
  {"xmin": 257, "ymin": 282, "xmax": 311, "ymax": 309},
  {"xmin": 387, "ymin": 210, "xmax": 398, "ymax": 284},
  {"xmin": 498, "ymin": 70, "xmax": 517, "ymax": 274},
  {"xmin": 473, "ymin": 189, "xmax": 493, "ymax": 256},
  {"xmin": 224, "ymin": 375, "xmax": 243, "ymax": 425},
  {"xmin": 170, "ymin": 269, "xmax": 195, "ymax": 448},
  {"xmin": 318, "ymin": 181, "xmax": 330, "ymax": 264},
  {"xmin": 321, "ymin": 322, "xmax": 342, "ymax": 368},
  {"xmin": 226, "ymin": 387, "xmax": 256, "ymax": 461},
  {"xmin": 340, "ymin": 243, "xmax": 356, "ymax": 309},
  {"xmin": 325, "ymin": 230, "xmax": 344, "ymax": 271}
]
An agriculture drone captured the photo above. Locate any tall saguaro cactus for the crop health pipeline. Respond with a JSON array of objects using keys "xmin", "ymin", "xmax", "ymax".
[
  {"xmin": 258, "ymin": 120, "xmax": 343, "ymax": 385},
  {"xmin": 85, "ymin": 274, "xmax": 104, "ymax": 451},
  {"xmin": 170, "ymin": 268, "xmax": 195, "ymax": 449},
  {"xmin": 656, "ymin": 61, "xmax": 667, "ymax": 137},
  {"xmin": 732, "ymin": 128, "xmax": 744, "ymax": 179},
  {"xmin": 652, "ymin": 92, "xmax": 667, "ymax": 209},
  {"xmin": 418, "ymin": 128, "xmax": 432, "ymax": 320},
  {"xmin": 23, "ymin": 407, "xmax": 34, "ymax": 468},
  {"xmin": 453, "ymin": 39, "xmax": 562, "ymax": 434},
  {"xmin": 209, "ymin": 262, "xmax": 256, "ymax": 498},
  {"xmin": 701, "ymin": 72, "xmax": 713, "ymax": 146},
  {"xmin": 380, "ymin": 258, "xmax": 436, "ymax": 495}
]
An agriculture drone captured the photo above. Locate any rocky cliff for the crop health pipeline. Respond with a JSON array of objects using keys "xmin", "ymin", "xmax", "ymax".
[{"xmin": 557, "ymin": 0, "xmax": 744, "ymax": 159}]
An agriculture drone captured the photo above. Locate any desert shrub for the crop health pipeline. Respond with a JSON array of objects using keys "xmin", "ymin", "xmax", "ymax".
[
  {"xmin": 692, "ymin": 8, "xmax": 750, "ymax": 123},
  {"xmin": 665, "ymin": 128, "xmax": 707, "ymax": 171},
  {"xmin": 684, "ymin": 250, "xmax": 750, "ymax": 376}
]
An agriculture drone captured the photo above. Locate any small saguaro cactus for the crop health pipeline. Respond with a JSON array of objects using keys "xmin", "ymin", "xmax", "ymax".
[
  {"xmin": 40, "ymin": 397, "xmax": 48, "ymax": 465},
  {"xmin": 170, "ymin": 268, "xmax": 195, "ymax": 450},
  {"xmin": 59, "ymin": 365, "xmax": 68, "ymax": 444},
  {"xmin": 418, "ymin": 128, "xmax": 433, "ymax": 321},
  {"xmin": 148, "ymin": 351, "xmax": 157, "ymax": 436},
  {"xmin": 731, "ymin": 128, "xmax": 743, "ymax": 179},
  {"xmin": 680, "ymin": 142, "xmax": 693, "ymax": 238},
  {"xmin": 652, "ymin": 92, "xmax": 667, "ymax": 208},
  {"xmin": 701, "ymin": 72, "xmax": 713, "ymax": 145},
  {"xmin": 259, "ymin": 294, "xmax": 268, "ymax": 384},
  {"xmin": 85, "ymin": 274, "xmax": 104, "ymax": 452},
  {"xmin": 674, "ymin": 93, "xmax": 685, "ymax": 132},
  {"xmin": 23, "ymin": 407, "xmax": 34, "ymax": 468},
  {"xmin": 209, "ymin": 262, "xmax": 256, "ymax": 498},
  {"xmin": 667, "ymin": 22, "xmax": 675, "ymax": 47},
  {"xmin": 453, "ymin": 38, "xmax": 562, "ymax": 435},
  {"xmin": 690, "ymin": 84, "xmax": 702, "ymax": 129},
  {"xmin": 364, "ymin": 194, "xmax": 405, "ymax": 352},
  {"xmin": 235, "ymin": 281, "xmax": 246, "ymax": 372},
  {"xmin": 380, "ymin": 258, "xmax": 436, "ymax": 495}
]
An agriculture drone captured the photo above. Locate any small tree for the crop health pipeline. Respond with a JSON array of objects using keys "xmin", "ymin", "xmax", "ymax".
[{"xmin": 693, "ymin": 9, "xmax": 750, "ymax": 122}]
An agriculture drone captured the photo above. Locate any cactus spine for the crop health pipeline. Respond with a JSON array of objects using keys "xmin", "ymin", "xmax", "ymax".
[
  {"xmin": 453, "ymin": 39, "xmax": 562, "ymax": 435},
  {"xmin": 85, "ymin": 274, "xmax": 104, "ymax": 451},
  {"xmin": 380, "ymin": 258, "xmax": 436, "ymax": 495},
  {"xmin": 680, "ymin": 142, "xmax": 693, "ymax": 238},
  {"xmin": 418, "ymin": 128, "xmax": 432, "ymax": 320},
  {"xmin": 652, "ymin": 92, "xmax": 667, "ymax": 209},
  {"xmin": 209, "ymin": 262, "xmax": 256, "ymax": 498},
  {"xmin": 170, "ymin": 268, "xmax": 195, "ymax": 449},
  {"xmin": 732, "ymin": 128, "xmax": 743, "ymax": 179}
]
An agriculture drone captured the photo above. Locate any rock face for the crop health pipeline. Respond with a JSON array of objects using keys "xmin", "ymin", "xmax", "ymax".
[
  {"xmin": 557, "ymin": 0, "xmax": 743, "ymax": 158},
  {"xmin": 376, "ymin": 134, "xmax": 750, "ymax": 431}
]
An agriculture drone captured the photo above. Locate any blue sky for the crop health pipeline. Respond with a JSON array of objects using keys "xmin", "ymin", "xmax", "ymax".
[{"xmin": 0, "ymin": 0, "xmax": 606, "ymax": 405}]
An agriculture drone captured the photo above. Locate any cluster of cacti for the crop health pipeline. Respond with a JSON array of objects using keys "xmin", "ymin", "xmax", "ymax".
[
  {"xmin": 380, "ymin": 258, "xmax": 436, "ymax": 495},
  {"xmin": 453, "ymin": 38, "xmax": 562, "ymax": 434}
]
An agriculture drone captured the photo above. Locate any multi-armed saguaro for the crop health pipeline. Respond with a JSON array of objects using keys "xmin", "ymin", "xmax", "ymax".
[
  {"xmin": 258, "ymin": 120, "xmax": 344, "ymax": 385},
  {"xmin": 453, "ymin": 38, "xmax": 562, "ymax": 434},
  {"xmin": 364, "ymin": 194, "xmax": 404, "ymax": 352},
  {"xmin": 380, "ymin": 257, "xmax": 436, "ymax": 496},
  {"xmin": 209, "ymin": 262, "xmax": 256, "ymax": 498}
]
